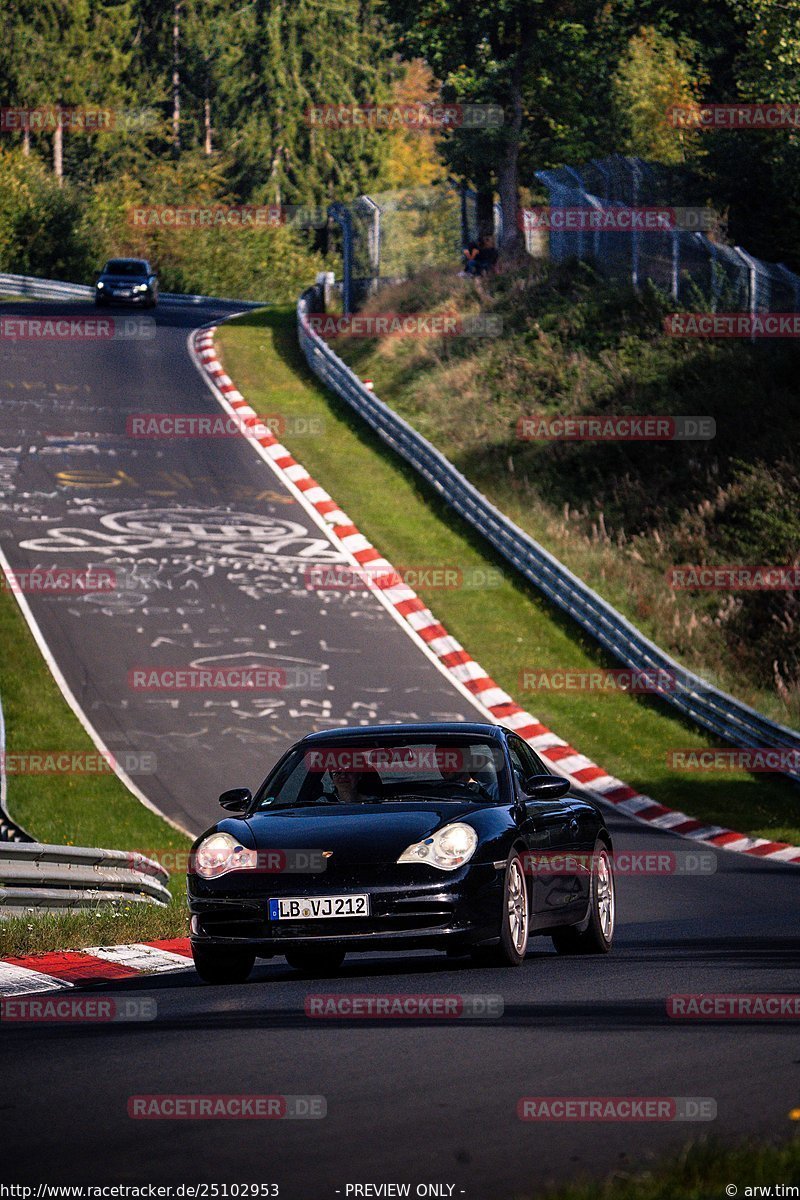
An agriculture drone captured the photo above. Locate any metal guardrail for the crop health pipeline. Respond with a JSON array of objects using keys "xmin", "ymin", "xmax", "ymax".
[
  {"xmin": 0, "ymin": 842, "xmax": 171, "ymax": 914},
  {"xmin": 0, "ymin": 690, "xmax": 32, "ymax": 843},
  {"xmin": 297, "ymin": 285, "xmax": 800, "ymax": 782},
  {"xmin": 0, "ymin": 271, "xmax": 263, "ymax": 307}
]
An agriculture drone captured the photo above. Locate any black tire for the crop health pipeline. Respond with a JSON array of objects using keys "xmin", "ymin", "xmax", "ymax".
[
  {"xmin": 192, "ymin": 943, "xmax": 256, "ymax": 984},
  {"xmin": 551, "ymin": 842, "xmax": 615, "ymax": 955},
  {"xmin": 474, "ymin": 851, "xmax": 530, "ymax": 967},
  {"xmin": 284, "ymin": 948, "xmax": 346, "ymax": 976}
]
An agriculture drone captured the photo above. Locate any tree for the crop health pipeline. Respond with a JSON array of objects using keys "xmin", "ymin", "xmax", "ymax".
[{"xmin": 612, "ymin": 27, "xmax": 707, "ymax": 163}]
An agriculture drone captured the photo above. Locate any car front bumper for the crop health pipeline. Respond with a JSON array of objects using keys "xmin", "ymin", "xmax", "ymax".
[
  {"xmin": 96, "ymin": 289, "xmax": 153, "ymax": 304},
  {"xmin": 187, "ymin": 862, "xmax": 506, "ymax": 954}
]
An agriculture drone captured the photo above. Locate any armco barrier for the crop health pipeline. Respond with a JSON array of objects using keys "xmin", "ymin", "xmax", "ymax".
[
  {"xmin": 0, "ymin": 271, "xmax": 263, "ymax": 308},
  {"xmin": 297, "ymin": 285, "xmax": 800, "ymax": 783},
  {"xmin": 0, "ymin": 691, "xmax": 32, "ymax": 843},
  {"xmin": 0, "ymin": 842, "xmax": 171, "ymax": 913}
]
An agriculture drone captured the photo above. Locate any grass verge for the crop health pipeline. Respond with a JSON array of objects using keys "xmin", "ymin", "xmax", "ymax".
[
  {"xmin": 540, "ymin": 1134, "xmax": 800, "ymax": 1200},
  {"xmin": 214, "ymin": 306, "xmax": 800, "ymax": 845},
  {"xmin": 0, "ymin": 585, "xmax": 190, "ymax": 957}
]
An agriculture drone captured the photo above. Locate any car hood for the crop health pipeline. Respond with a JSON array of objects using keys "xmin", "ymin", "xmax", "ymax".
[
  {"xmin": 100, "ymin": 275, "xmax": 147, "ymax": 285},
  {"xmin": 243, "ymin": 800, "xmax": 480, "ymax": 865}
]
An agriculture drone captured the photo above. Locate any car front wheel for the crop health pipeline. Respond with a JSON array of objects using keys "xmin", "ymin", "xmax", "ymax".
[
  {"xmin": 551, "ymin": 841, "xmax": 615, "ymax": 955},
  {"xmin": 192, "ymin": 943, "xmax": 256, "ymax": 984},
  {"xmin": 474, "ymin": 852, "xmax": 529, "ymax": 967}
]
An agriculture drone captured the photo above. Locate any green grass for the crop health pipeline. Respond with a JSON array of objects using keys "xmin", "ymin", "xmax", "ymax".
[
  {"xmin": 0, "ymin": 585, "xmax": 190, "ymax": 956},
  {"xmin": 538, "ymin": 1134, "xmax": 800, "ymax": 1200},
  {"xmin": 0, "ymin": 904, "xmax": 188, "ymax": 959},
  {"xmin": 214, "ymin": 307, "xmax": 800, "ymax": 846}
]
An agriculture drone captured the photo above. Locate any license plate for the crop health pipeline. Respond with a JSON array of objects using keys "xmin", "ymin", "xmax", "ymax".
[
  {"xmin": 269, "ymin": 894, "xmax": 369, "ymax": 920},
  {"xmin": 113, "ymin": 288, "xmax": 132, "ymax": 297}
]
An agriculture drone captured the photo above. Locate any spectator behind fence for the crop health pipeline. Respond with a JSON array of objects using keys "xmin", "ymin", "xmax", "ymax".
[
  {"xmin": 474, "ymin": 234, "xmax": 498, "ymax": 276},
  {"xmin": 461, "ymin": 240, "xmax": 479, "ymax": 276}
]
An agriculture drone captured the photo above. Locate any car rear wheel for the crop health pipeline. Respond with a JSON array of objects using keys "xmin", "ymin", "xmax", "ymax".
[
  {"xmin": 284, "ymin": 948, "xmax": 346, "ymax": 976},
  {"xmin": 192, "ymin": 943, "xmax": 256, "ymax": 984},
  {"xmin": 551, "ymin": 842, "xmax": 615, "ymax": 955}
]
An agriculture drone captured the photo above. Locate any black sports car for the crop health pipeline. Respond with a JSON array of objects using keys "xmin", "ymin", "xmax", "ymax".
[
  {"xmin": 95, "ymin": 258, "xmax": 158, "ymax": 307},
  {"xmin": 187, "ymin": 722, "xmax": 615, "ymax": 983}
]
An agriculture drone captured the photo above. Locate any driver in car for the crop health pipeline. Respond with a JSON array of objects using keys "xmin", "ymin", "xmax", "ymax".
[
  {"xmin": 438, "ymin": 749, "xmax": 497, "ymax": 800},
  {"xmin": 329, "ymin": 766, "xmax": 381, "ymax": 804}
]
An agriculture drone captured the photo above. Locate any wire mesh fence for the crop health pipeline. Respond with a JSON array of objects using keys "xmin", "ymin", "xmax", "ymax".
[
  {"xmin": 534, "ymin": 155, "xmax": 800, "ymax": 314},
  {"xmin": 327, "ymin": 155, "xmax": 800, "ymax": 315}
]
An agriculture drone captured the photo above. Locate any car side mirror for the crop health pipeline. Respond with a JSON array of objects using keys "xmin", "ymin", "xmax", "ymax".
[
  {"xmin": 522, "ymin": 775, "xmax": 570, "ymax": 801},
  {"xmin": 219, "ymin": 787, "xmax": 252, "ymax": 812}
]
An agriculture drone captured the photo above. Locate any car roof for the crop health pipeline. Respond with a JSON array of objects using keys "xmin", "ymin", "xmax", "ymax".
[
  {"xmin": 299, "ymin": 722, "xmax": 507, "ymax": 745},
  {"xmin": 103, "ymin": 258, "xmax": 150, "ymax": 269}
]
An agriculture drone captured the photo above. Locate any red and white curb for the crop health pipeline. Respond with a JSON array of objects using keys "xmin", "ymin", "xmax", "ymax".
[
  {"xmin": 191, "ymin": 323, "xmax": 800, "ymax": 871},
  {"xmin": 0, "ymin": 938, "xmax": 193, "ymax": 997}
]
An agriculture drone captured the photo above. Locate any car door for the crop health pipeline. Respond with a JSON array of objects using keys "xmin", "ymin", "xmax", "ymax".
[{"xmin": 507, "ymin": 735, "xmax": 589, "ymax": 923}]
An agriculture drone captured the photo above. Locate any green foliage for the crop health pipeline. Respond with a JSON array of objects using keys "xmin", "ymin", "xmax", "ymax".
[{"xmin": 612, "ymin": 27, "xmax": 707, "ymax": 163}]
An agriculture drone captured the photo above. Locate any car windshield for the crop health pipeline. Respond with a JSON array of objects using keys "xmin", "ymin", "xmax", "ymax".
[
  {"xmin": 103, "ymin": 260, "xmax": 148, "ymax": 276},
  {"xmin": 255, "ymin": 738, "xmax": 506, "ymax": 809}
]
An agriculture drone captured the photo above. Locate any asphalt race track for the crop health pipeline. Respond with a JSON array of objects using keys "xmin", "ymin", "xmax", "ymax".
[
  {"xmin": 0, "ymin": 298, "xmax": 479, "ymax": 832},
  {"xmin": 2, "ymin": 299, "xmax": 799, "ymax": 1196}
]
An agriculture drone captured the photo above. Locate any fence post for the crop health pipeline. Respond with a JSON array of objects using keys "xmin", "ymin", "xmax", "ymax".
[
  {"xmin": 328, "ymin": 201, "xmax": 353, "ymax": 315},
  {"xmin": 358, "ymin": 195, "xmax": 381, "ymax": 294},
  {"xmin": 630, "ymin": 160, "xmax": 641, "ymax": 291},
  {"xmin": 709, "ymin": 241, "xmax": 720, "ymax": 312},
  {"xmin": 671, "ymin": 230, "xmax": 681, "ymax": 301},
  {"xmin": 733, "ymin": 246, "xmax": 759, "ymax": 342},
  {"xmin": 564, "ymin": 167, "xmax": 586, "ymax": 262}
]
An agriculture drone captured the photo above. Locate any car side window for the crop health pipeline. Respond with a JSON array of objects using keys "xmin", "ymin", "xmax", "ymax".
[
  {"xmin": 509, "ymin": 736, "xmax": 549, "ymax": 785},
  {"xmin": 507, "ymin": 743, "xmax": 529, "ymax": 793}
]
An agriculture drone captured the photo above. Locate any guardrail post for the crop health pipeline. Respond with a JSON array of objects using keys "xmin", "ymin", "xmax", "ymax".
[{"xmin": 328, "ymin": 201, "xmax": 353, "ymax": 315}]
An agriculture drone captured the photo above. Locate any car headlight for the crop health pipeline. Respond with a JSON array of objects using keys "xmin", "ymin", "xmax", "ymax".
[
  {"xmin": 133, "ymin": 283, "xmax": 148, "ymax": 292},
  {"xmin": 192, "ymin": 832, "xmax": 258, "ymax": 879},
  {"xmin": 397, "ymin": 822, "xmax": 478, "ymax": 871},
  {"xmin": 96, "ymin": 281, "xmax": 104, "ymax": 288}
]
